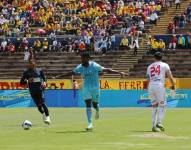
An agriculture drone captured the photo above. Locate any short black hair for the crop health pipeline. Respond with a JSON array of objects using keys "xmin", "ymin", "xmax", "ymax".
[
  {"xmin": 154, "ymin": 52, "xmax": 162, "ymax": 60},
  {"xmin": 80, "ymin": 52, "xmax": 91, "ymax": 58}
]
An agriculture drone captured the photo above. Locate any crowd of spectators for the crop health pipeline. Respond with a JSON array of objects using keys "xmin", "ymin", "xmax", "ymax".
[
  {"xmin": 146, "ymin": 33, "xmax": 191, "ymax": 54},
  {"xmin": 0, "ymin": 0, "xmax": 172, "ymax": 55},
  {"xmin": 167, "ymin": 2, "xmax": 191, "ymax": 34},
  {"xmin": 0, "ymin": 0, "xmax": 168, "ymax": 37},
  {"xmin": 146, "ymin": 35, "xmax": 166, "ymax": 54},
  {"xmin": 145, "ymin": 1, "xmax": 191, "ymax": 54}
]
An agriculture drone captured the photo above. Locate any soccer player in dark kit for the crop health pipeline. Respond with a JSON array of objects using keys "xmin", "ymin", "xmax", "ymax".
[{"xmin": 20, "ymin": 61, "xmax": 51, "ymax": 124}]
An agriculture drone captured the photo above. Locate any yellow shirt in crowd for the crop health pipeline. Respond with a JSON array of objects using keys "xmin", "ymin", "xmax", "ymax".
[
  {"xmin": 120, "ymin": 38, "xmax": 129, "ymax": 46},
  {"xmin": 158, "ymin": 41, "xmax": 165, "ymax": 49},
  {"xmin": 151, "ymin": 41, "xmax": 158, "ymax": 49}
]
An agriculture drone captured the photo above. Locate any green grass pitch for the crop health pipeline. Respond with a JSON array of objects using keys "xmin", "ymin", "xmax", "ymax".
[{"xmin": 0, "ymin": 108, "xmax": 191, "ymax": 150}]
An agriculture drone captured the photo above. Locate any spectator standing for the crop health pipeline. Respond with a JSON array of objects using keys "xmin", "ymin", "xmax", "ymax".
[
  {"xmin": 175, "ymin": 0, "xmax": 181, "ymax": 9},
  {"xmin": 138, "ymin": 19, "xmax": 145, "ymax": 32},
  {"xmin": 111, "ymin": 33, "xmax": 116, "ymax": 50},
  {"xmin": 7, "ymin": 40, "xmax": 16, "ymax": 54},
  {"xmin": 24, "ymin": 49, "xmax": 30, "ymax": 61},
  {"xmin": 187, "ymin": 3, "xmax": 191, "ymax": 22},
  {"xmin": 100, "ymin": 37, "xmax": 108, "ymax": 55},
  {"xmin": 84, "ymin": 35, "xmax": 91, "ymax": 51},
  {"xmin": 1, "ymin": 38, "xmax": 7, "ymax": 52},
  {"xmin": 94, "ymin": 38, "xmax": 101, "ymax": 53},
  {"xmin": 179, "ymin": 13, "xmax": 186, "ymax": 28},
  {"xmin": 132, "ymin": 38, "xmax": 139, "ymax": 56},
  {"xmin": 28, "ymin": 47, "xmax": 36, "ymax": 61},
  {"xmin": 150, "ymin": 11, "xmax": 158, "ymax": 25},
  {"xmin": 173, "ymin": 15, "xmax": 180, "ymax": 28},
  {"xmin": 50, "ymin": 38, "xmax": 58, "ymax": 51},
  {"xmin": 20, "ymin": 38, "xmax": 29, "ymax": 52},
  {"xmin": 167, "ymin": 21, "xmax": 175, "ymax": 34},
  {"xmin": 186, "ymin": 33, "xmax": 191, "ymax": 48}
]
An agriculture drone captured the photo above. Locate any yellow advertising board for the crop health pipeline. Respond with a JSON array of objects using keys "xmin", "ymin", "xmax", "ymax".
[
  {"xmin": 0, "ymin": 78, "xmax": 185, "ymax": 90},
  {"xmin": 100, "ymin": 79, "xmax": 145, "ymax": 90},
  {"xmin": 0, "ymin": 79, "xmax": 146, "ymax": 90},
  {"xmin": 0, "ymin": 79, "xmax": 73, "ymax": 90},
  {"xmin": 175, "ymin": 78, "xmax": 191, "ymax": 89}
]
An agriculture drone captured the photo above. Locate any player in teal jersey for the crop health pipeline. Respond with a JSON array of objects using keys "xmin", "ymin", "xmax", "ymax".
[{"xmin": 52, "ymin": 52, "xmax": 127, "ymax": 130}]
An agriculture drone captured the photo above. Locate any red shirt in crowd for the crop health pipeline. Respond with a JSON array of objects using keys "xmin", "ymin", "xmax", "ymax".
[
  {"xmin": 170, "ymin": 36, "xmax": 178, "ymax": 44},
  {"xmin": 168, "ymin": 22, "xmax": 175, "ymax": 30},
  {"xmin": 7, "ymin": 43, "xmax": 15, "ymax": 53}
]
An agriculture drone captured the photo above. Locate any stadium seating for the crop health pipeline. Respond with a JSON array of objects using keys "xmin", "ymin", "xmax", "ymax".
[
  {"xmin": 0, "ymin": 0, "xmax": 191, "ymax": 79},
  {"xmin": 129, "ymin": 0, "xmax": 191, "ymax": 78},
  {"xmin": 176, "ymin": 22, "xmax": 191, "ymax": 34},
  {"xmin": 0, "ymin": 51, "xmax": 123, "ymax": 79},
  {"xmin": 150, "ymin": 0, "xmax": 190, "ymax": 35},
  {"xmin": 129, "ymin": 49, "xmax": 191, "ymax": 78}
]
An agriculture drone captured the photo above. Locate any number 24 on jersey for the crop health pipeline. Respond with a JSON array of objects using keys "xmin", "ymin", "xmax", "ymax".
[{"xmin": 150, "ymin": 65, "xmax": 160, "ymax": 77}]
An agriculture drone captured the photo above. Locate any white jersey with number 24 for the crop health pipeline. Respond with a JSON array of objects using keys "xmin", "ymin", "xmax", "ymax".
[{"xmin": 147, "ymin": 61, "xmax": 170, "ymax": 86}]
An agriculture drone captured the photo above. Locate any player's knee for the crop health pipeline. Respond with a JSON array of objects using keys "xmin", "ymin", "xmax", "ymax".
[
  {"xmin": 37, "ymin": 101, "xmax": 44, "ymax": 107},
  {"xmin": 92, "ymin": 102, "xmax": 98, "ymax": 108},
  {"xmin": 85, "ymin": 99, "xmax": 92, "ymax": 107},
  {"xmin": 158, "ymin": 101, "xmax": 166, "ymax": 107},
  {"xmin": 152, "ymin": 101, "xmax": 158, "ymax": 108}
]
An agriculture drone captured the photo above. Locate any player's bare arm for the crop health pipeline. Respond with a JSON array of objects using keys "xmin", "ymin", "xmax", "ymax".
[
  {"xmin": 145, "ymin": 74, "xmax": 150, "ymax": 89},
  {"xmin": 102, "ymin": 68, "xmax": 128, "ymax": 77},
  {"xmin": 166, "ymin": 70, "xmax": 175, "ymax": 90},
  {"xmin": 52, "ymin": 71, "xmax": 78, "ymax": 79}
]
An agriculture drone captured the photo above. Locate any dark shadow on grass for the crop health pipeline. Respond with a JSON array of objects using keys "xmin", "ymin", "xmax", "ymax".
[
  {"xmin": 2, "ymin": 125, "xmax": 20, "ymax": 127},
  {"xmin": 55, "ymin": 130, "xmax": 91, "ymax": 134},
  {"xmin": 131, "ymin": 130, "xmax": 153, "ymax": 133}
]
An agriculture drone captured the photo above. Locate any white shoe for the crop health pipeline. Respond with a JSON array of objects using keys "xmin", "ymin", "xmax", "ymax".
[
  {"xmin": 43, "ymin": 113, "xmax": 46, "ymax": 121},
  {"xmin": 43, "ymin": 114, "xmax": 51, "ymax": 125},
  {"xmin": 156, "ymin": 123, "xmax": 165, "ymax": 131},
  {"xmin": 152, "ymin": 127, "xmax": 161, "ymax": 132},
  {"xmin": 86, "ymin": 123, "xmax": 93, "ymax": 131}
]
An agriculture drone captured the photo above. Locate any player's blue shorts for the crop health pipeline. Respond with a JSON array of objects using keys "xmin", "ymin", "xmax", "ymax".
[{"xmin": 82, "ymin": 88, "xmax": 100, "ymax": 102}]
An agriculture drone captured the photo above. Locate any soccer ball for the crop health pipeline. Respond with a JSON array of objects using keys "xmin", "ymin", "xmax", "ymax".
[{"xmin": 22, "ymin": 120, "xmax": 32, "ymax": 130}]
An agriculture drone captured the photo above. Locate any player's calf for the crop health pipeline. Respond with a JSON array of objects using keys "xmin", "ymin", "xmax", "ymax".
[
  {"xmin": 93, "ymin": 102, "xmax": 99, "ymax": 120},
  {"xmin": 95, "ymin": 110, "xmax": 99, "ymax": 120}
]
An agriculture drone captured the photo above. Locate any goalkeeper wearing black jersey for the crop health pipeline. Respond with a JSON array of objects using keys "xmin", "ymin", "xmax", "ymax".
[{"xmin": 20, "ymin": 61, "xmax": 51, "ymax": 125}]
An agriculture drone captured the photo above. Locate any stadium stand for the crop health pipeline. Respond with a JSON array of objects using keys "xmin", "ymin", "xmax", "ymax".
[
  {"xmin": 129, "ymin": 0, "xmax": 191, "ymax": 78},
  {"xmin": 150, "ymin": 0, "xmax": 190, "ymax": 35},
  {"xmin": 129, "ymin": 48, "xmax": 191, "ymax": 78},
  {"xmin": 0, "ymin": 0, "xmax": 191, "ymax": 79}
]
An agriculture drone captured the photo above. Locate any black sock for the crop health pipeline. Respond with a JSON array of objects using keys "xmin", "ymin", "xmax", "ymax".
[
  {"xmin": 42, "ymin": 103, "xmax": 49, "ymax": 116},
  {"xmin": 37, "ymin": 106, "xmax": 44, "ymax": 114},
  {"xmin": 92, "ymin": 102, "xmax": 99, "ymax": 111}
]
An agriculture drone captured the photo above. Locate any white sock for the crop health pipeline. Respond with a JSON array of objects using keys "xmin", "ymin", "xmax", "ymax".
[
  {"xmin": 152, "ymin": 107, "xmax": 158, "ymax": 128},
  {"xmin": 158, "ymin": 107, "xmax": 165, "ymax": 124}
]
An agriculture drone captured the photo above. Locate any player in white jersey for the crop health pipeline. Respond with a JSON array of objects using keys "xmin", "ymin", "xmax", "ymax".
[{"xmin": 146, "ymin": 52, "xmax": 175, "ymax": 132}]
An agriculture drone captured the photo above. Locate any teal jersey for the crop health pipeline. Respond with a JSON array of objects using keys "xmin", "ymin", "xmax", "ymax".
[{"xmin": 73, "ymin": 61, "xmax": 104, "ymax": 101}]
